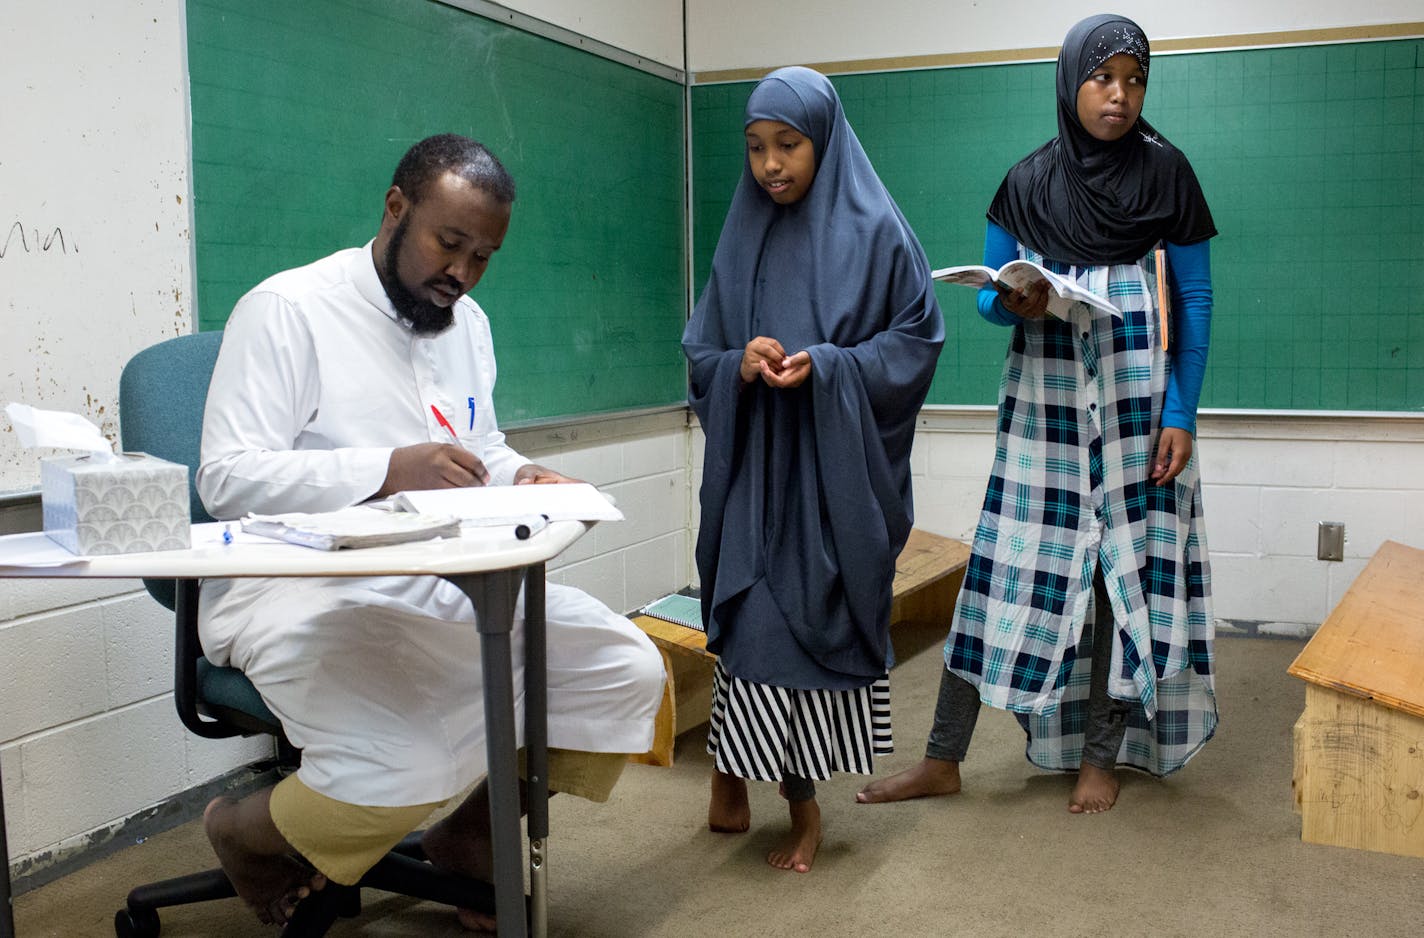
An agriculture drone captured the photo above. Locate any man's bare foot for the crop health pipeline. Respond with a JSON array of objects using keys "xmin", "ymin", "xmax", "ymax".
[
  {"xmin": 204, "ymin": 794, "xmax": 325, "ymax": 926},
  {"xmin": 421, "ymin": 817, "xmax": 497, "ymax": 932},
  {"xmin": 856, "ymin": 758, "xmax": 962, "ymax": 804},
  {"xmin": 767, "ymin": 798, "xmax": 821, "ymax": 873},
  {"xmin": 421, "ymin": 783, "xmax": 502, "ymax": 933},
  {"xmin": 1068, "ymin": 762, "xmax": 1120, "ymax": 814},
  {"xmin": 708, "ymin": 770, "xmax": 751, "ymax": 832}
]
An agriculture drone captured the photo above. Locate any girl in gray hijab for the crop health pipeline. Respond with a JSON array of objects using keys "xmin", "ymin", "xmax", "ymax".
[{"xmin": 683, "ymin": 66, "xmax": 943, "ymax": 872}]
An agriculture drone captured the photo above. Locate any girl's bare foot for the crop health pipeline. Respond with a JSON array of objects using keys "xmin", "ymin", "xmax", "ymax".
[
  {"xmin": 708, "ymin": 770, "xmax": 751, "ymax": 832},
  {"xmin": 856, "ymin": 758, "xmax": 961, "ymax": 804},
  {"xmin": 1068, "ymin": 762, "xmax": 1120, "ymax": 814},
  {"xmin": 767, "ymin": 798, "xmax": 821, "ymax": 873}
]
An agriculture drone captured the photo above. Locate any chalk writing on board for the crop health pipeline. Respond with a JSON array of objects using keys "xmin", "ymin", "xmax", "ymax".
[{"xmin": 1, "ymin": 221, "xmax": 77, "ymax": 258}]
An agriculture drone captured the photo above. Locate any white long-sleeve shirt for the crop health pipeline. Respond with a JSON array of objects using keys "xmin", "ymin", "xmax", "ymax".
[
  {"xmin": 198, "ymin": 243, "xmax": 529, "ymax": 519},
  {"xmin": 192, "ymin": 244, "xmax": 660, "ymax": 806}
]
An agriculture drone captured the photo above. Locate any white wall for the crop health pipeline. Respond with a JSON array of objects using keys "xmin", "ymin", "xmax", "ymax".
[
  {"xmin": 0, "ymin": 0, "xmax": 194, "ymax": 495},
  {"xmin": 687, "ymin": 0, "xmax": 1422, "ymax": 71},
  {"xmin": 490, "ymin": 0, "xmax": 685, "ymax": 68}
]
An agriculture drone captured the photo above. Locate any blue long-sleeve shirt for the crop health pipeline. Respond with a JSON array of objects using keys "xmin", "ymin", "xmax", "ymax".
[{"xmin": 976, "ymin": 221, "xmax": 1212, "ymax": 432}]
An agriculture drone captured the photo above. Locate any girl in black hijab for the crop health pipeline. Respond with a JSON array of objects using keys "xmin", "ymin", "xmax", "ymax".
[
  {"xmin": 860, "ymin": 14, "xmax": 1218, "ymax": 815},
  {"xmin": 684, "ymin": 66, "xmax": 942, "ymax": 871}
]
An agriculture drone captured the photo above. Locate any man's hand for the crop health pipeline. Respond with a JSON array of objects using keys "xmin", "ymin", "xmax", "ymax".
[
  {"xmin": 374, "ymin": 442, "xmax": 488, "ymax": 497},
  {"xmin": 1150, "ymin": 427, "xmax": 1193, "ymax": 486},
  {"xmin": 514, "ymin": 463, "xmax": 581, "ymax": 485}
]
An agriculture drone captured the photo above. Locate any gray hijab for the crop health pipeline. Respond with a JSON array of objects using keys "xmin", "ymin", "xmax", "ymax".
[{"xmin": 683, "ymin": 66, "xmax": 943, "ymax": 687}]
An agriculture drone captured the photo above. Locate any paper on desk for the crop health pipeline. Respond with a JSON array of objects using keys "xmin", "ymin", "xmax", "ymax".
[
  {"xmin": 5, "ymin": 402, "xmax": 116, "ymax": 461},
  {"xmin": 392, "ymin": 482, "xmax": 623, "ymax": 523},
  {"xmin": 0, "ymin": 532, "xmax": 92, "ymax": 568}
]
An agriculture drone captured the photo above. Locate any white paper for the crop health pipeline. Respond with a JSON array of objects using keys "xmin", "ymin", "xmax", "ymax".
[
  {"xmin": 5, "ymin": 402, "xmax": 116, "ymax": 460},
  {"xmin": 0, "ymin": 532, "xmax": 92, "ymax": 568},
  {"xmin": 392, "ymin": 482, "xmax": 624, "ymax": 524}
]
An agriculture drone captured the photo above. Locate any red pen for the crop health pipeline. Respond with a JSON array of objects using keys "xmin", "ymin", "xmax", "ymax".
[{"xmin": 431, "ymin": 404, "xmax": 461, "ymax": 444}]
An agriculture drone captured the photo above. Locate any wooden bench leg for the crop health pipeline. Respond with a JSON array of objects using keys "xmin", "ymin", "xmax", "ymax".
[{"xmin": 629, "ymin": 647, "xmax": 678, "ymax": 767}]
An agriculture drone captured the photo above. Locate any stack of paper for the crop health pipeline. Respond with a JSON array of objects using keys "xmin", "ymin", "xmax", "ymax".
[
  {"xmin": 241, "ymin": 507, "xmax": 460, "ymax": 551},
  {"xmin": 391, "ymin": 482, "xmax": 623, "ymax": 524}
]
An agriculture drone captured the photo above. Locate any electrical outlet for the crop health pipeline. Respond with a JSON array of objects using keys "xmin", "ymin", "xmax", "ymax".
[{"xmin": 1317, "ymin": 521, "xmax": 1345, "ymax": 562}]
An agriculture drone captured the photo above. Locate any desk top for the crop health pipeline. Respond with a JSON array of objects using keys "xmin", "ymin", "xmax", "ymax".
[
  {"xmin": 0, "ymin": 520, "xmax": 586, "ymax": 579},
  {"xmin": 1288, "ymin": 540, "xmax": 1424, "ymax": 719}
]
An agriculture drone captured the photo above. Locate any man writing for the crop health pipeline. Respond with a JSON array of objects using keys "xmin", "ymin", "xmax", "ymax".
[{"xmin": 196, "ymin": 134, "xmax": 664, "ymax": 929}]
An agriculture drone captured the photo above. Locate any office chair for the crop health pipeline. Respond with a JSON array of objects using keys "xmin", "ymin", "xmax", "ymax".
[{"xmin": 114, "ymin": 331, "xmax": 498, "ymax": 937}]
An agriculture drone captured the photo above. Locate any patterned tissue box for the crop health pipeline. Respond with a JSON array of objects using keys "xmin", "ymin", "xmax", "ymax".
[{"xmin": 41, "ymin": 453, "xmax": 191, "ymax": 555}]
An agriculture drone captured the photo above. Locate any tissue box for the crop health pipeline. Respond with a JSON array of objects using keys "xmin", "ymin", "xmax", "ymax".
[{"xmin": 41, "ymin": 453, "xmax": 191, "ymax": 555}]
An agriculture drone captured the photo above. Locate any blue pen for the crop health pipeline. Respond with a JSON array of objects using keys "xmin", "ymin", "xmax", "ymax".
[{"xmin": 467, "ymin": 396, "xmax": 476, "ymax": 430}]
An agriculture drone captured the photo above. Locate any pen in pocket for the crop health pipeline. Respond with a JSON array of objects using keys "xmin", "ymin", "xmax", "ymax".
[{"xmin": 431, "ymin": 404, "xmax": 461, "ymax": 444}]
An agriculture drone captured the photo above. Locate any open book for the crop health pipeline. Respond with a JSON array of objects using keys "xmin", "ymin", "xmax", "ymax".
[
  {"xmin": 391, "ymin": 482, "xmax": 624, "ymax": 525},
  {"xmin": 932, "ymin": 260, "xmax": 1120, "ymax": 320},
  {"xmin": 241, "ymin": 506, "xmax": 460, "ymax": 551}
]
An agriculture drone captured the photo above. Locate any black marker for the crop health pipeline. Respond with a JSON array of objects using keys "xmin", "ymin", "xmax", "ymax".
[{"xmin": 514, "ymin": 514, "xmax": 550, "ymax": 540}]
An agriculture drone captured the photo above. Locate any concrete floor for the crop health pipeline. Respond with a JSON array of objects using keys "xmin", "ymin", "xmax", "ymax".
[{"xmin": 14, "ymin": 626, "xmax": 1424, "ymax": 937}]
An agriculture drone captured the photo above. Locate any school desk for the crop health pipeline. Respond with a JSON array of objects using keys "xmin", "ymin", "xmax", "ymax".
[{"xmin": 0, "ymin": 519, "xmax": 588, "ymax": 938}]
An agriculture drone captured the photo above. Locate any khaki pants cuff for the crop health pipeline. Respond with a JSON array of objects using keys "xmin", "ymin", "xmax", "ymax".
[
  {"xmin": 269, "ymin": 775, "xmax": 442, "ymax": 886},
  {"xmin": 522, "ymin": 748, "xmax": 629, "ymax": 803}
]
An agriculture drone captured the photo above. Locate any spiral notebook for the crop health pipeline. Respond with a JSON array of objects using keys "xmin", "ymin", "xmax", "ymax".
[{"xmin": 639, "ymin": 593, "xmax": 704, "ymax": 632}]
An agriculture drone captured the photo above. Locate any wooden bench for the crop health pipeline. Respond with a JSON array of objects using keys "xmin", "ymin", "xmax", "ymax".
[
  {"xmin": 630, "ymin": 529, "xmax": 971, "ymax": 766},
  {"xmin": 1288, "ymin": 539, "xmax": 1424, "ymax": 859}
]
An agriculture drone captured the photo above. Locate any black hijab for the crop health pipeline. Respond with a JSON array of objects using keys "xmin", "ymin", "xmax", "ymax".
[
  {"xmin": 682, "ymin": 67, "xmax": 943, "ymax": 687},
  {"xmin": 987, "ymin": 13, "xmax": 1216, "ymax": 265}
]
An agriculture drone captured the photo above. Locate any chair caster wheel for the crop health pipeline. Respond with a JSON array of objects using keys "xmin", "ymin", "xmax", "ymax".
[{"xmin": 114, "ymin": 905, "xmax": 161, "ymax": 938}]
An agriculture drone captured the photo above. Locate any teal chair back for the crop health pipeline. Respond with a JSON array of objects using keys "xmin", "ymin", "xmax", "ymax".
[
  {"xmin": 118, "ymin": 331, "xmax": 222, "ymax": 532},
  {"xmin": 118, "ymin": 331, "xmax": 280, "ymax": 737}
]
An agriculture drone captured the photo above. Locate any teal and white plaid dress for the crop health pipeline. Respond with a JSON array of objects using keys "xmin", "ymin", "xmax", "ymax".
[{"xmin": 946, "ymin": 248, "xmax": 1217, "ymax": 776}]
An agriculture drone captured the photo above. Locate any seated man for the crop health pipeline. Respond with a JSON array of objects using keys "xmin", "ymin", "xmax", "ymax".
[{"xmin": 195, "ymin": 133, "xmax": 664, "ymax": 929}]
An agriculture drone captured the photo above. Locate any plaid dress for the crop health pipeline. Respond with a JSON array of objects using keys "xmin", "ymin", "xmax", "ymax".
[{"xmin": 946, "ymin": 249, "xmax": 1217, "ymax": 776}]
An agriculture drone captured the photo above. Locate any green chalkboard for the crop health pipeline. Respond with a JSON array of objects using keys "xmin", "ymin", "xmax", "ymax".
[
  {"xmin": 187, "ymin": 0, "xmax": 686, "ymax": 422},
  {"xmin": 692, "ymin": 39, "xmax": 1424, "ymax": 411}
]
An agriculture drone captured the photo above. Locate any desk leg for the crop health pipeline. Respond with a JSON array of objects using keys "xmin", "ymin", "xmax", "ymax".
[
  {"xmin": 446, "ymin": 568, "xmax": 527, "ymax": 938},
  {"xmin": 1, "ymin": 758, "xmax": 13, "ymax": 938},
  {"xmin": 523, "ymin": 567, "xmax": 548, "ymax": 938}
]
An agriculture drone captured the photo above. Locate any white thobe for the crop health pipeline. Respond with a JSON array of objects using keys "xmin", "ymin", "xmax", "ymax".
[{"xmin": 196, "ymin": 244, "xmax": 662, "ymax": 806}]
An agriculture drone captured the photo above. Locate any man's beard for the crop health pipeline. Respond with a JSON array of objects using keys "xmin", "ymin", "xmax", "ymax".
[{"xmin": 381, "ymin": 217, "xmax": 456, "ymax": 336}]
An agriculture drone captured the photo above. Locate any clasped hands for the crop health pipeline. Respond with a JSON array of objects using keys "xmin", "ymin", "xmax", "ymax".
[
  {"xmin": 741, "ymin": 336, "xmax": 811, "ymax": 388},
  {"xmin": 375, "ymin": 442, "xmax": 577, "ymax": 497}
]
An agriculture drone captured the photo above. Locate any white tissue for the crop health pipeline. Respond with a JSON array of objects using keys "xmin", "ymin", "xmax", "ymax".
[{"xmin": 5, "ymin": 402, "xmax": 116, "ymax": 461}]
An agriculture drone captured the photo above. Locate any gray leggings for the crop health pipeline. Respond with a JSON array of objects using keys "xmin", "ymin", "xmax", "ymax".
[{"xmin": 926, "ymin": 572, "xmax": 1130, "ymax": 770}]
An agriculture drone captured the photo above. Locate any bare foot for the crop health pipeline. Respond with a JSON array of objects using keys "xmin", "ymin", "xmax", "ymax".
[
  {"xmin": 767, "ymin": 798, "xmax": 821, "ymax": 873},
  {"xmin": 1068, "ymin": 763, "xmax": 1120, "ymax": 814},
  {"xmin": 204, "ymin": 795, "xmax": 325, "ymax": 926},
  {"xmin": 856, "ymin": 758, "xmax": 962, "ymax": 804},
  {"xmin": 708, "ymin": 770, "xmax": 751, "ymax": 833},
  {"xmin": 422, "ymin": 780, "xmax": 516, "ymax": 933}
]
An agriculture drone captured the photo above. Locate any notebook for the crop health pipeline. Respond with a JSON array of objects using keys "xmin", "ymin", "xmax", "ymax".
[
  {"xmin": 640, "ymin": 593, "xmax": 704, "ymax": 631},
  {"xmin": 240, "ymin": 507, "xmax": 460, "ymax": 551}
]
